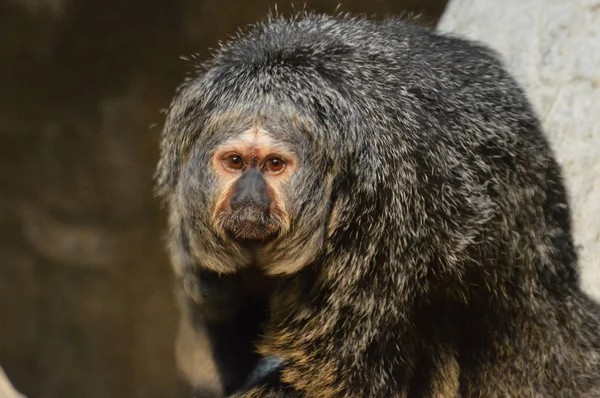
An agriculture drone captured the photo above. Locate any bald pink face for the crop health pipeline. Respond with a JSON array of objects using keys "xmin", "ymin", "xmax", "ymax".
[{"xmin": 211, "ymin": 128, "xmax": 298, "ymax": 241}]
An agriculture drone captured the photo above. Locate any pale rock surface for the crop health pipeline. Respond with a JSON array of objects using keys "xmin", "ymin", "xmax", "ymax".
[
  {"xmin": 438, "ymin": 0, "xmax": 600, "ymax": 301},
  {"xmin": 0, "ymin": 366, "xmax": 25, "ymax": 398}
]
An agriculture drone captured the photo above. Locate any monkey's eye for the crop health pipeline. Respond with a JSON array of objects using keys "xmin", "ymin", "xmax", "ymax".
[
  {"xmin": 224, "ymin": 155, "xmax": 245, "ymax": 171},
  {"xmin": 264, "ymin": 158, "xmax": 286, "ymax": 174}
]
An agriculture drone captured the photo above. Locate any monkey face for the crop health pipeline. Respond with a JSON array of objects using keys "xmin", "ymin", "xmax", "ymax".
[
  {"xmin": 161, "ymin": 103, "xmax": 334, "ymax": 275},
  {"xmin": 211, "ymin": 128, "xmax": 297, "ymax": 243},
  {"xmin": 158, "ymin": 66, "xmax": 344, "ymax": 276}
]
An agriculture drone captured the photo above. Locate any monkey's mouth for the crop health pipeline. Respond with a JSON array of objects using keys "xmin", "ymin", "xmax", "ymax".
[{"xmin": 218, "ymin": 210, "xmax": 282, "ymax": 242}]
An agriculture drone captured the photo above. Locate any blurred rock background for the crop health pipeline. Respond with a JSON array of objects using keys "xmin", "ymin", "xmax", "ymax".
[{"xmin": 0, "ymin": 1, "xmax": 447, "ymax": 397}]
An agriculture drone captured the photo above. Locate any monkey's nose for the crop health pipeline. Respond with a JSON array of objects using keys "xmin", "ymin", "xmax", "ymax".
[{"xmin": 230, "ymin": 171, "xmax": 270, "ymax": 212}]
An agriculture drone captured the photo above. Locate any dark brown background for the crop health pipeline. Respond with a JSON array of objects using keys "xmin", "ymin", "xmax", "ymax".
[{"xmin": 0, "ymin": 1, "xmax": 446, "ymax": 397}]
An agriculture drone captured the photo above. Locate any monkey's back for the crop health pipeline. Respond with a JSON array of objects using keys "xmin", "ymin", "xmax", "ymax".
[{"xmin": 208, "ymin": 13, "xmax": 580, "ymax": 285}]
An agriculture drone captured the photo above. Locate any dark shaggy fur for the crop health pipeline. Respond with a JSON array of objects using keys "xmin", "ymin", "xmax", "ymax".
[{"xmin": 156, "ymin": 13, "xmax": 600, "ymax": 398}]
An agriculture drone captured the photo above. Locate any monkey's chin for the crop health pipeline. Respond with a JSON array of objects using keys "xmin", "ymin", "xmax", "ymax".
[{"xmin": 225, "ymin": 223, "xmax": 279, "ymax": 243}]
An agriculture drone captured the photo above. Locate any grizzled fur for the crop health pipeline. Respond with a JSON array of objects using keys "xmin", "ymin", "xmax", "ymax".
[{"xmin": 156, "ymin": 13, "xmax": 600, "ymax": 398}]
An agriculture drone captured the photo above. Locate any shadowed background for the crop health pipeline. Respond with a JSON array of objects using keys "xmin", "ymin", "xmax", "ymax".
[{"xmin": 0, "ymin": 1, "xmax": 447, "ymax": 397}]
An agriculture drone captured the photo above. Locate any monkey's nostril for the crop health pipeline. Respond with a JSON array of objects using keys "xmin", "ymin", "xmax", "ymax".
[{"xmin": 230, "ymin": 171, "xmax": 270, "ymax": 212}]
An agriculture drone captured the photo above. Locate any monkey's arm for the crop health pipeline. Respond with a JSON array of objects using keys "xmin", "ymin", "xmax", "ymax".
[
  {"xmin": 230, "ymin": 386, "xmax": 302, "ymax": 398},
  {"xmin": 182, "ymin": 268, "xmax": 270, "ymax": 396},
  {"xmin": 227, "ymin": 266, "xmax": 426, "ymax": 398},
  {"xmin": 230, "ymin": 366, "xmax": 304, "ymax": 398},
  {"xmin": 181, "ymin": 267, "xmax": 247, "ymax": 322},
  {"xmin": 227, "ymin": 356, "xmax": 296, "ymax": 398}
]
